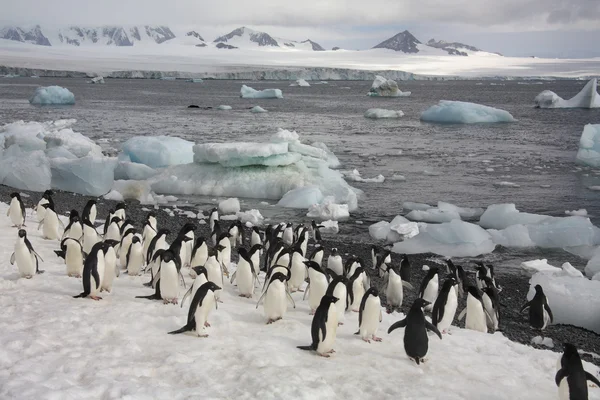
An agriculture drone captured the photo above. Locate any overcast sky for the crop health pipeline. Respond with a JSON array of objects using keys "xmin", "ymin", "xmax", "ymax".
[{"xmin": 2, "ymin": 0, "xmax": 600, "ymax": 57}]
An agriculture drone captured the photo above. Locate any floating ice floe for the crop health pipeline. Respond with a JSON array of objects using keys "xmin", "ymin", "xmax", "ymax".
[
  {"xmin": 88, "ymin": 76, "xmax": 104, "ymax": 84},
  {"xmin": 494, "ymin": 181, "xmax": 520, "ymax": 188},
  {"xmin": 391, "ymin": 174, "xmax": 406, "ymax": 181},
  {"xmin": 319, "ymin": 220, "xmax": 339, "ymax": 234},
  {"xmin": 307, "ymin": 196, "xmax": 350, "ymax": 220},
  {"xmin": 290, "ymin": 79, "xmax": 310, "ymax": 87},
  {"xmin": 341, "ymin": 169, "xmax": 385, "ymax": 183},
  {"xmin": 250, "ymin": 106, "xmax": 268, "ymax": 113},
  {"xmin": 240, "ymin": 85, "xmax": 283, "ymax": 99},
  {"xmin": 523, "ymin": 259, "xmax": 600, "ymax": 334},
  {"xmin": 29, "ymin": 86, "xmax": 75, "ymax": 105},
  {"xmin": 369, "ymin": 215, "xmax": 419, "ymax": 242},
  {"xmin": 187, "ymin": 78, "xmax": 203, "ymax": 83},
  {"xmin": 420, "ymin": 101, "xmax": 516, "ymax": 124},
  {"xmin": 575, "ymin": 124, "xmax": 600, "ymax": 168},
  {"xmin": 534, "ymin": 78, "xmax": 600, "ymax": 109},
  {"xmin": 121, "ymin": 136, "xmax": 194, "ymax": 168},
  {"xmin": 405, "ymin": 201, "xmax": 483, "ymax": 223},
  {"xmin": 367, "ymin": 75, "xmax": 411, "ymax": 97},
  {"xmin": 565, "ymin": 209, "xmax": 588, "ymax": 216},
  {"xmin": 364, "ymin": 109, "xmax": 404, "ymax": 119},
  {"xmin": 218, "ymin": 198, "xmax": 241, "ymax": 214},
  {"xmin": 392, "ymin": 220, "xmax": 496, "ymax": 257},
  {"xmin": 217, "ymin": 105, "xmax": 232, "ymax": 110}
]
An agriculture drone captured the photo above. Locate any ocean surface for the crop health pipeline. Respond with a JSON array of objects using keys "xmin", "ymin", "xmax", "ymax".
[{"xmin": 1, "ymin": 77, "xmax": 599, "ymax": 270}]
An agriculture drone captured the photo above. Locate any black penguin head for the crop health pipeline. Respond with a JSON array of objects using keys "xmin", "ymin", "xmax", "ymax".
[
  {"xmin": 43, "ymin": 190, "xmax": 54, "ymax": 197},
  {"xmin": 10, "ymin": 192, "xmax": 20, "ymax": 199},
  {"xmin": 534, "ymin": 284, "xmax": 544, "ymax": 295},
  {"xmin": 238, "ymin": 247, "xmax": 250, "ymax": 261},
  {"xmin": 157, "ymin": 229, "xmax": 170, "ymax": 237},
  {"xmin": 303, "ymin": 260, "xmax": 321, "ymax": 271},
  {"xmin": 210, "ymin": 208, "xmax": 218, "ymax": 215},
  {"xmin": 250, "ymin": 244, "xmax": 263, "ymax": 254},
  {"xmin": 104, "ymin": 239, "xmax": 120, "ymax": 248},
  {"xmin": 180, "ymin": 223, "xmax": 196, "ymax": 235},
  {"xmin": 205, "ymin": 281, "xmax": 222, "ymax": 292},
  {"xmin": 194, "ymin": 237, "xmax": 206, "ymax": 248},
  {"xmin": 18, "ymin": 229, "xmax": 27, "ymax": 238},
  {"xmin": 444, "ymin": 276, "xmax": 458, "ymax": 287},
  {"xmin": 192, "ymin": 266, "xmax": 208, "ymax": 278},
  {"xmin": 320, "ymin": 295, "xmax": 339, "ymax": 306},
  {"xmin": 562, "ymin": 343, "xmax": 579, "ymax": 359},
  {"xmin": 218, "ymin": 232, "xmax": 232, "ymax": 242},
  {"xmin": 110, "ymin": 216, "xmax": 122, "ymax": 225},
  {"xmin": 466, "ymin": 286, "xmax": 483, "ymax": 300},
  {"xmin": 69, "ymin": 209, "xmax": 79, "ymax": 218},
  {"xmin": 131, "ymin": 236, "xmax": 141, "ymax": 244},
  {"xmin": 366, "ymin": 287, "xmax": 379, "ymax": 298},
  {"xmin": 252, "ymin": 226, "xmax": 260, "ymax": 234},
  {"xmin": 146, "ymin": 211, "xmax": 157, "ymax": 219},
  {"xmin": 115, "ymin": 202, "xmax": 126, "ymax": 210},
  {"xmin": 41, "ymin": 203, "xmax": 54, "ymax": 210},
  {"xmin": 216, "ymin": 244, "xmax": 226, "ymax": 252},
  {"xmin": 161, "ymin": 250, "xmax": 177, "ymax": 263},
  {"xmin": 270, "ymin": 272, "xmax": 288, "ymax": 282},
  {"xmin": 331, "ymin": 248, "xmax": 338, "ymax": 256},
  {"xmin": 413, "ymin": 298, "xmax": 430, "ymax": 310},
  {"xmin": 86, "ymin": 199, "xmax": 97, "ymax": 207}
]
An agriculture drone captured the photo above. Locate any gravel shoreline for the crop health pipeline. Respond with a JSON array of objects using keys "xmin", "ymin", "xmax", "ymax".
[{"xmin": 2, "ymin": 184, "xmax": 598, "ymax": 366}]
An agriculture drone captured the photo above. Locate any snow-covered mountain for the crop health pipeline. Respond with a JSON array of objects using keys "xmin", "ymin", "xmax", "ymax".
[
  {"xmin": 213, "ymin": 27, "xmax": 324, "ymax": 51},
  {"xmin": 427, "ymin": 38, "xmax": 480, "ymax": 55},
  {"xmin": 373, "ymin": 31, "xmax": 498, "ymax": 56},
  {"xmin": 0, "ymin": 25, "xmax": 51, "ymax": 46},
  {"xmin": 373, "ymin": 30, "xmax": 421, "ymax": 53}
]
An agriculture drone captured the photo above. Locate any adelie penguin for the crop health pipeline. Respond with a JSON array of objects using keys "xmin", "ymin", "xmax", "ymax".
[
  {"xmin": 297, "ymin": 295, "xmax": 339, "ymax": 357},
  {"xmin": 288, "ymin": 245, "xmax": 307, "ymax": 292},
  {"xmin": 282, "ymin": 222, "xmax": 294, "ymax": 246},
  {"xmin": 446, "ymin": 259, "xmax": 467, "ymax": 297},
  {"xmin": 388, "ymin": 298, "xmax": 442, "ymax": 365},
  {"xmin": 347, "ymin": 266, "xmax": 367, "ymax": 312},
  {"xmin": 355, "ymin": 287, "xmax": 383, "ymax": 343},
  {"xmin": 125, "ymin": 236, "xmax": 144, "ymax": 276},
  {"xmin": 38, "ymin": 203, "xmax": 63, "ymax": 240},
  {"xmin": 310, "ymin": 220, "xmax": 323, "ymax": 243},
  {"xmin": 190, "ymin": 237, "xmax": 208, "ymax": 269},
  {"xmin": 432, "ymin": 277, "xmax": 458, "ymax": 334},
  {"xmin": 82, "ymin": 200, "xmax": 97, "ymax": 224},
  {"xmin": 384, "ymin": 264, "xmax": 413, "ymax": 313},
  {"xmin": 481, "ymin": 280, "xmax": 500, "ymax": 332},
  {"xmin": 257, "ymin": 271, "xmax": 296, "ymax": 324},
  {"xmin": 181, "ymin": 266, "xmax": 208, "ymax": 307},
  {"xmin": 8, "ymin": 192, "xmax": 26, "ymax": 228},
  {"xmin": 418, "ymin": 266, "xmax": 439, "ymax": 312},
  {"xmin": 230, "ymin": 248, "xmax": 258, "ymax": 298},
  {"xmin": 62, "ymin": 210, "xmax": 83, "ymax": 241},
  {"xmin": 325, "ymin": 276, "xmax": 348, "ymax": 325},
  {"xmin": 209, "ymin": 208, "xmax": 219, "ymax": 232},
  {"xmin": 303, "ymin": 261, "xmax": 330, "ymax": 315},
  {"xmin": 400, "ymin": 254, "xmax": 411, "ymax": 283},
  {"xmin": 457, "ymin": 286, "xmax": 491, "ymax": 333},
  {"xmin": 326, "ymin": 248, "xmax": 343, "ymax": 277},
  {"xmin": 102, "ymin": 239, "xmax": 120, "ymax": 292},
  {"xmin": 309, "ymin": 245, "xmax": 324, "ymax": 267},
  {"xmin": 555, "ymin": 343, "xmax": 600, "ymax": 400},
  {"xmin": 521, "ymin": 284, "xmax": 553, "ymax": 331},
  {"xmin": 104, "ymin": 216, "xmax": 122, "ymax": 242},
  {"xmin": 34, "ymin": 190, "xmax": 54, "ymax": 222},
  {"xmin": 81, "ymin": 217, "xmax": 100, "ymax": 254},
  {"xmin": 56, "ymin": 237, "xmax": 84, "ymax": 277},
  {"xmin": 169, "ymin": 282, "xmax": 221, "ymax": 337},
  {"xmin": 11, "ymin": 229, "xmax": 44, "ymax": 278},
  {"xmin": 74, "ymin": 241, "xmax": 108, "ymax": 300}
]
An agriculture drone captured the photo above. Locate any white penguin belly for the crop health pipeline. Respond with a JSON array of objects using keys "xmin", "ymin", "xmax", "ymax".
[
  {"xmin": 102, "ymin": 248, "xmax": 117, "ymax": 291},
  {"xmin": 360, "ymin": 296, "xmax": 381, "ymax": 338},
  {"xmin": 327, "ymin": 257, "xmax": 343, "ymax": 277},
  {"xmin": 9, "ymin": 200, "xmax": 24, "ymax": 226},
  {"xmin": 437, "ymin": 291, "xmax": 458, "ymax": 333},
  {"xmin": 35, "ymin": 200, "xmax": 47, "ymax": 222},
  {"xmin": 264, "ymin": 281, "xmax": 287, "ymax": 320},
  {"xmin": 127, "ymin": 246, "xmax": 144, "ymax": 276},
  {"xmin": 482, "ymin": 295, "xmax": 498, "ymax": 331},
  {"xmin": 142, "ymin": 229, "xmax": 156, "ymax": 262},
  {"xmin": 65, "ymin": 224, "xmax": 82, "ymax": 240},
  {"xmin": 422, "ymin": 278, "xmax": 439, "ymax": 311},
  {"xmin": 386, "ymin": 273, "xmax": 404, "ymax": 307},
  {"xmin": 43, "ymin": 212, "xmax": 60, "ymax": 240},
  {"xmin": 106, "ymin": 224, "xmax": 121, "ymax": 242},
  {"xmin": 205, "ymin": 259, "xmax": 223, "ymax": 300},
  {"xmin": 119, "ymin": 237, "xmax": 133, "ymax": 263},
  {"xmin": 333, "ymin": 284, "xmax": 347, "ymax": 322},
  {"xmin": 195, "ymin": 291, "xmax": 215, "ymax": 336},
  {"xmin": 289, "ymin": 257, "xmax": 306, "ymax": 291},
  {"xmin": 236, "ymin": 262, "xmax": 255, "ymax": 296},
  {"xmin": 466, "ymin": 296, "xmax": 488, "ymax": 333},
  {"xmin": 83, "ymin": 228, "xmax": 99, "ymax": 254},
  {"xmin": 15, "ymin": 244, "xmax": 36, "ymax": 277},
  {"xmin": 308, "ymin": 274, "xmax": 328, "ymax": 311},
  {"xmin": 160, "ymin": 263, "xmax": 179, "ymax": 302},
  {"xmin": 317, "ymin": 305, "xmax": 338, "ymax": 355},
  {"xmin": 557, "ymin": 378, "xmax": 569, "ymax": 400},
  {"xmin": 351, "ymin": 281, "xmax": 365, "ymax": 312},
  {"xmin": 65, "ymin": 248, "xmax": 84, "ymax": 277}
]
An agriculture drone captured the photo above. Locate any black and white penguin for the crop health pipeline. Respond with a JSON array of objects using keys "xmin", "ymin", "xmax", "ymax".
[
  {"xmin": 388, "ymin": 298, "xmax": 442, "ymax": 365},
  {"xmin": 209, "ymin": 208, "xmax": 219, "ymax": 232},
  {"xmin": 168, "ymin": 281, "xmax": 221, "ymax": 337},
  {"xmin": 216, "ymin": 233, "xmax": 232, "ymax": 277},
  {"xmin": 190, "ymin": 237, "xmax": 208, "ymax": 269},
  {"xmin": 146, "ymin": 228, "xmax": 170, "ymax": 265},
  {"xmin": 142, "ymin": 212, "xmax": 157, "ymax": 262},
  {"xmin": 73, "ymin": 241, "xmax": 108, "ymax": 300},
  {"xmin": 325, "ymin": 276, "xmax": 348, "ymax": 325},
  {"xmin": 104, "ymin": 216, "xmax": 122, "ymax": 242},
  {"xmin": 288, "ymin": 245, "xmax": 307, "ymax": 292},
  {"xmin": 81, "ymin": 216, "xmax": 100, "ymax": 254},
  {"xmin": 181, "ymin": 266, "xmax": 209, "ymax": 307},
  {"xmin": 555, "ymin": 343, "xmax": 600, "ymax": 400},
  {"xmin": 521, "ymin": 284, "xmax": 553, "ymax": 331},
  {"xmin": 82, "ymin": 200, "xmax": 97, "ymax": 224},
  {"xmin": 62, "ymin": 210, "xmax": 83, "ymax": 240},
  {"xmin": 118, "ymin": 228, "xmax": 137, "ymax": 264},
  {"xmin": 205, "ymin": 246, "xmax": 225, "ymax": 301},
  {"xmin": 282, "ymin": 223, "xmax": 294, "ymax": 246},
  {"xmin": 176, "ymin": 224, "xmax": 195, "ymax": 268},
  {"xmin": 375, "ymin": 249, "xmax": 392, "ymax": 278},
  {"xmin": 432, "ymin": 277, "xmax": 459, "ymax": 334},
  {"xmin": 34, "ymin": 190, "xmax": 54, "ymax": 222},
  {"xmin": 370, "ymin": 245, "xmax": 381, "ymax": 270},
  {"xmin": 347, "ymin": 266, "xmax": 367, "ymax": 312},
  {"xmin": 38, "ymin": 203, "xmax": 63, "ymax": 240},
  {"xmin": 400, "ymin": 254, "xmax": 411, "ymax": 283},
  {"xmin": 309, "ymin": 245, "xmax": 324, "ymax": 267},
  {"xmin": 310, "ymin": 220, "xmax": 323, "ymax": 243},
  {"xmin": 57, "ymin": 237, "xmax": 84, "ymax": 277},
  {"xmin": 344, "ymin": 256, "xmax": 361, "ymax": 278},
  {"xmin": 11, "ymin": 229, "xmax": 44, "ymax": 278},
  {"xmin": 356, "ymin": 287, "xmax": 383, "ymax": 343},
  {"xmin": 297, "ymin": 295, "xmax": 339, "ymax": 357},
  {"xmin": 227, "ymin": 220, "xmax": 243, "ymax": 249},
  {"xmin": 125, "ymin": 236, "xmax": 144, "ymax": 276},
  {"xmin": 257, "ymin": 271, "xmax": 296, "ymax": 324},
  {"xmin": 326, "ymin": 248, "xmax": 343, "ymax": 277},
  {"xmin": 251, "ymin": 227, "xmax": 262, "ymax": 250},
  {"xmin": 230, "ymin": 248, "xmax": 258, "ymax": 298},
  {"xmin": 476, "ymin": 262, "xmax": 499, "ymax": 291},
  {"xmin": 418, "ymin": 267, "xmax": 439, "ymax": 311},
  {"xmin": 457, "ymin": 286, "xmax": 490, "ymax": 333},
  {"xmin": 296, "ymin": 227, "xmax": 309, "ymax": 258},
  {"xmin": 248, "ymin": 244, "xmax": 262, "ymax": 277},
  {"xmin": 158, "ymin": 249, "xmax": 183, "ymax": 304},
  {"xmin": 482, "ymin": 284, "xmax": 500, "ymax": 332},
  {"xmin": 102, "ymin": 239, "xmax": 120, "ymax": 292},
  {"xmin": 8, "ymin": 193, "xmax": 26, "ymax": 228},
  {"xmin": 446, "ymin": 259, "xmax": 467, "ymax": 297},
  {"xmin": 303, "ymin": 261, "xmax": 330, "ymax": 314},
  {"xmin": 113, "ymin": 202, "xmax": 126, "ymax": 222},
  {"xmin": 384, "ymin": 264, "xmax": 413, "ymax": 313}
]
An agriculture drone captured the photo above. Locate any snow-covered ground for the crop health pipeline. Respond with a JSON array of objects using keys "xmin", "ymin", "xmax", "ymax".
[
  {"xmin": 1, "ymin": 39, "xmax": 600, "ymax": 78},
  {"xmin": 1, "ymin": 201, "xmax": 599, "ymax": 399}
]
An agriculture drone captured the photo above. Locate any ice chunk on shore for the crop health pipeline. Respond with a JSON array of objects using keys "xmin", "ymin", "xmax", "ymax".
[
  {"xmin": 236, "ymin": 209, "xmax": 264, "ymax": 226},
  {"xmin": 370, "ymin": 221, "xmax": 392, "ymax": 241},
  {"xmin": 307, "ymin": 197, "xmax": 350, "ymax": 220},
  {"xmin": 114, "ymin": 162, "xmax": 158, "ymax": 181},
  {"xmin": 393, "ymin": 220, "xmax": 495, "ymax": 257},
  {"xmin": 488, "ymin": 224, "xmax": 535, "ymax": 248},
  {"xmin": 585, "ymin": 250, "xmax": 600, "ymax": 278},
  {"xmin": 219, "ymin": 198, "xmax": 241, "ymax": 214},
  {"xmin": 320, "ymin": 220, "xmax": 339, "ymax": 234},
  {"xmin": 575, "ymin": 124, "xmax": 600, "ymax": 168},
  {"xmin": 43, "ymin": 128, "xmax": 102, "ymax": 158},
  {"xmin": 0, "ymin": 148, "xmax": 51, "ymax": 191},
  {"xmin": 367, "ymin": 76, "xmax": 411, "ymax": 97},
  {"xmin": 121, "ymin": 136, "xmax": 194, "ymax": 168},
  {"xmin": 29, "ymin": 86, "xmax": 75, "ymax": 105},
  {"xmin": 341, "ymin": 169, "xmax": 385, "ymax": 183},
  {"xmin": 50, "ymin": 156, "xmax": 117, "ymax": 196},
  {"xmin": 272, "ymin": 129, "xmax": 300, "ymax": 142},
  {"xmin": 406, "ymin": 209, "xmax": 461, "ymax": 223},
  {"xmin": 241, "ymin": 85, "xmax": 283, "ymax": 99},
  {"xmin": 534, "ymin": 78, "xmax": 599, "ymax": 109},
  {"xmin": 438, "ymin": 201, "xmax": 484, "ymax": 219},
  {"xmin": 217, "ymin": 105, "xmax": 232, "ymax": 110},
  {"xmin": 479, "ymin": 204, "xmax": 551, "ymax": 229},
  {"xmin": 565, "ymin": 209, "xmax": 588, "ymax": 216},
  {"xmin": 291, "ymin": 79, "xmax": 310, "ymax": 87},
  {"xmin": 277, "ymin": 186, "xmax": 324, "ymax": 208},
  {"xmin": 421, "ymin": 101, "xmax": 516, "ymax": 124},
  {"xmin": 521, "ymin": 259, "xmax": 561, "ymax": 274},
  {"xmin": 364, "ymin": 109, "xmax": 404, "ymax": 119},
  {"xmin": 250, "ymin": 106, "xmax": 268, "ymax": 113}
]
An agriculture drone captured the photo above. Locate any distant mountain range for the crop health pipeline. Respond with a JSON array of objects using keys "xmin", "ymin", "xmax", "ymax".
[{"xmin": 0, "ymin": 25, "xmax": 494, "ymax": 56}]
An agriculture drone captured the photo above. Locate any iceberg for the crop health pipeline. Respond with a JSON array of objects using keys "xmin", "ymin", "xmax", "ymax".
[
  {"xmin": 575, "ymin": 124, "xmax": 600, "ymax": 168},
  {"xmin": 250, "ymin": 106, "xmax": 268, "ymax": 113},
  {"xmin": 121, "ymin": 136, "xmax": 194, "ymax": 168},
  {"xmin": 307, "ymin": 197, "xmax": 350, "ymax": 220},
  {"xmin": 364, "ymin": 109, "xmax": 404, "ymax": 119},
  {"xmin": 240, "ymin": 85, "xmax": 283, "ymax": 99},
  {"xmin": 406, "ymin": 208, "xmax": 461, "ymax": 223},
  {"xmin": 219, "ymin": 198, "xmax": 241, "ymax": 214},
  {"xmin": 371, "ymin": 215, "xmax": 420, "ymax": 243},
  {"xmin": 320, "ymin": 220, "xmax": 339, "ymax": 234},
  {"xmin": 43, "ymin": 128, "xmax": 102, "ymax": 158},
  {"xmin": 114, "ymin": 161, "xmax": 158, "ymax": 181},
  {"xmin": 50, "ymin": 155, "xmax": 117, "ymax": 196},
  {"xmin": 488, "ymin": 224, "xmax": 535, "ymax": 248},
  {"xmin": 194, "ymin": 142, "xmax": 289, "ymax": 165},
  {"xmin": 584, "ymin": 249, "xmax": 600, "ymax": 278},
  {"xmin": 0, "ymin": 147, "xmax": 51, "ymax": 191},
  {"xmin": 534, "ymin": 78, "xmax": 600, "ymax": 109},
  {"xmin": 369, "ymin": 221, "xmax": 392, "ymax": 241},
  {"xmin": 421, "ymin": 101, "xmax": 516, "ymax": 124},
  {"xmin": 291, "ymin": 79, "xmax": 310, "ymax": 87},
  {"xmin": 29, "ymin": 86, "xmax": 75, "ymax": 105},
  {"xmin": 88, "ymin": 77, "xmax": 105, "ymax": 84},
  {"xmin": 392, "ymin": 220, "xmax": 496, "ymax": 257},
  {"xmin": 367, "ymin": 76, "xmax": 411, "ymax": 97},
  {"xmin": 341, "ymin": 169, "xmax": 385, "ymax": 183},
  {"xmin": 479, "ymin": 204, "xmax": 551, "ymax": 229},
  {"xmin": 277, "ymin": 186, "xmax": 324, "ymax": 208}
]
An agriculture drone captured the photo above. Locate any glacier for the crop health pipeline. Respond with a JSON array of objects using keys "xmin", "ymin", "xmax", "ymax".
[
  {"xmin": 575, "ymin": 124, "xmax": 600, "ymax": 168},
  {"xmin": 121, "ymin": 136, "xmax": 194, "ymax": 168},
  {"xmin": 534, "ymin": 78, "xmax": 600, "ymax": 109},
  {"xmin": 421, "ymin": 100, "xmax": 516, "ymax": 124},
  {"xmin": 240, "ymin": 85, "xmax": 283, "ymax": 99},
  {"xmin": 29, "ymin": 86, "xmax": 75, "ymax": 105},
  {"xmin": 364, "ymin": 109, "xmax": 404, "ymax": 119},
  {"xmin": 367, "ymin": 75, "xmax": 411, "ymax": 97}
]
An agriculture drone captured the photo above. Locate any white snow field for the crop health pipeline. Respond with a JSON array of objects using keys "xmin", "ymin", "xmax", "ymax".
[
  {"xmin": 420, "ymin": 100, "xmax": 516, "ymax": 124},
  {"xmin": 28, "ymin": 85, "xmax": 75, "ymax": 105},
  {"xmin": 535, "ymin": 78, "xmax": 600, "ymax": 108},
  {"xmin": 240, "ymin": 85, "xmax": 283, "ymax": 99},
  {"xmin": 364, "ymin": 108, "xmax": 404, "ymax": 119},
  {"xmin": 1, "ymin": 202, "xmax": 599, "ymax": 400},
  {"xmin": 576, "ymin": 124, "xmax": 600, "ymax": 168},
  {"xmin": 367, "ymin": 75, "xmax": 411, "ymax": 97}
]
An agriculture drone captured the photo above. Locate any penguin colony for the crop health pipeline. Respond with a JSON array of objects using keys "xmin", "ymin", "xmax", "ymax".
[{"xmin": 6, "ymin": 191, "xmax": 600, "ymax": 398}]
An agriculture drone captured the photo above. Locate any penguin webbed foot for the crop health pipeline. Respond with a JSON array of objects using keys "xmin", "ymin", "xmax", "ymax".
[
  {"xmin": 362, "ymin": 338, "xmax": 371, "ymax": 343},
  {"xmin": 372, "ymin": 336, "xmax": 382, "ymax": 342},
  {"xmin": 204, "ymin": 321, "xmax": 211, "ymax": 327},
  {"xmin": 90, "ymin": 295, "xmax": 102, "ymax": 301}
]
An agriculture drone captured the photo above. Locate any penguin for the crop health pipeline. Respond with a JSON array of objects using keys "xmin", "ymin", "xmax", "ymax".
[
  {"xmin": 73, "ymin": 241, "xmax": 107, "ymax": 300},
  {"xmin": 521, "ymin": 284, "xmax": 553, "ymax": 331},
  {"xmin": 384, "ymin": 264, "xmax": 413, "ymax": 313},
  {"xmin": 325, "ymin": 276, "xmax": 348, "ymax": 325},
  {"xmin": 8, "ymin": 193, "xmax": 26, "ymax": 228},
  {"xmin": 102, "ymin": 239, "xmax": 120, "ymax": 292},
  {"xmin": 266, "ymin": 240, "xmax": 284, "ymax": 270},
  {"xmin": 432, "ymin": 277, "xmax": 459, "ymax": 334},
  {"xmin": 227, "ymin": 221, "xmax": 241, "ymax": 249},
  {"xmin": 273, "ymin": 247, "xmax": 291, "ymax": 270},
  {"xmin": 205, "ymin": 247, "xmax": 225, "ymax": 301},
  {"xmin": 62, "ymin": 211, "xmax": 83, "ymax": 241},
  {"xmin": 297, "ymin": 228, "xmax": 308, "ymax": 258},
  {"xmin": 58, "ymin": 237, "xmax": 84, "ymax": 277},
  {"xmin": 344, "ymin": 256, "xmax": 364, "ymax": 279},
  {"xmin": 309, "ymin": 245, "xmax": 324, "ymax": 267},
  {"xmin": 209, "ymin": 208, "xmax": 219, "ymax": 232},
  {"xmin": 146, "ymin": 211, "xmax": 157, "ymax": 231},
  {"xmin": 388, "ymin": 298, "xmax": 442, "ymax": 365},
  {"xmin": 446, "ymin": 259, "xmax": 467, "ymax": 298},
  {"xmin": 190, "ymin": 237, "xmax": 208, "ymax": 269},
  {"xmin": 81, "ymin": 217, "xmax": 100, "ymax": 254},
  {"xmin": 179, "ymin": 223, "xmax": 196, "ymax": 267},
  {"xmin": 113, "ymin": 202, "xmax": 126, "ymax": 222},
  {"xmin": 168, "ymin": 282, "xmax": 221, "ymax": 337},
  {"xmin": 418, "ymin": 267, "xmax": 439, "ymax": 312},
  {"xmin": 10, "ymin": 229, "xmax": 44, "ymax": 278},
  {"xmin": 38, "ymin": 203, "xmax": 63, "ymax": 240},
  {"xmin": 257, "ymin": 271, "xmax": 296, "ymax": 324},
  {"xmin": 457, "ymin": 286, "xmax": 491, "ymax": 333},
  {"xmin": 230, "ymin": 248, "xmax": 258, "ymax": 298},
  {"xmin": 297, "ymin": 295, "xmax": 339, "ymax": 357},
  {"xmin": 288, "ymin": 245, "xmax": 307, "ymax": 292},
  {"xmin": 303, "ymin": 261, "xmax": 330, "ymax": 314},
  {"xmin": 125, "ymin": 236, "xmax": 144, "ymax": 276},
  {"xmin": 248, "ymin": 244, "xmax": 262, "ymax": 278},
  {"xmin": 119, "ymin": 219, "xmax": 135, "ymax": 238},
  {"xmin": 251, "ymin": 227, "xmax": 262, "ymax": 250},
  {"xmin": 375, "ymin": 249, "xmax": 392, "ymax": 278},
  {"xmin": 400, "ymin": 254, "xmax": 411, "ymax": 283},
  {"xmin": 482, "ymin": 284, "xmax": 500, "ymax": 332},
  {"xmin": 104, "ymin": 216, "xmax": 122, "ymax": 242},
  {"xmin": 356, "ymin": 287, "xmax": 383, "ymax": 343},
  {"xmin": 476, "ymin": 262, "xmax": 499, "ymax": 291},
  {"xmin": 181, "ymin": 266, "xmax": 209, "ymax": 307},
  {"xmin": 555, "ymin": 343, "xmax": 600, "ymax": 400},
  {"xmin": 144, "ymin": 229, "xmax": 170, "ymax": 286},
  {"xmin": 370, "ymin": 245, "xmax": 381, "ymax": 270},
  {"xmin": 33, "ymin": 190, "xmax": 53, "ymax": 222},
  {"xmin": 347, "ymin": 267, "xmax": 367, "ymax": 312},
  {"xmin": 141, "ymin": 214, "xmax": 157, "ymax": 264},
  {"xmin": 326, "ymin": 248, "xmax": 343, "ymax": 277},
  {"xmin": 310, "ymin": 220, "xmax": 323, "ymax": 243},
  {"xmin": 217, "ymin": 233, "xmax": 232, "ymax": 276},
  {"xmin": 282, "ymin": 223, "xmax": 294, "ymax": 246},
  {"xmin": 82, "ymin": 200, "xmax": 97, "ymax": 224},
  {"xmin": 118, "ymin": 228, "xmax": 137, "ymax": 264},
  {"xmin": 157, "ymin": 249, "xmax": 183, "ymax": 304}
]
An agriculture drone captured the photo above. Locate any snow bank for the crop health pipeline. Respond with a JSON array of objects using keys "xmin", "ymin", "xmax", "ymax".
[
  {"xmin": 393, "ymin": 220, "xmax": 496, "ymax": 257},
  {"xmin": 575, "ymin": 124, "xmax": 600, "ymax": 168},
  {"xmin": 364, "ymin": 109, "xmax": 404, "ymax": 119},
  {"xmin": 421, "ymin": 101, "xmax": 515, "ymax": 124},
  {"xmin": 121, "ymin": 136, "xmax": 194, "ymax": 168},
  {"xmin": 307, "ymin": 197, "xmax": 349, "ymax": 220},
  {"xmin": 218, "ymin": 198, "xmax": 241, "ymax": 214},
  {"xmin": 291, "ymin": 79, "xmax": 310, "ymax": 87},
  {"xmin": 29, "ymin": 86, "xmax": 75, "ymax": 105},
  {"xmin": 534, "ymin": 78, "xmax": 600, "ymax": 109},
  {"xmin": 240, "ymin": 85, "xmax": 283, "ymax": 99},
  {"xmin": 367, "ymin": 75, "xmax": 411, "ymax": 97}
]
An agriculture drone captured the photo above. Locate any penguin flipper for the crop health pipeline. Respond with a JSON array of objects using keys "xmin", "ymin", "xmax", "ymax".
[
  {"xmin": 54, "ymin": 250, "xmax": 66, "ymax": 259},
  {"xmin": 297, "ymin": 345, "xmax": 315, "ymax": 351},
  {"xmin": 168, "ymin": 321, "xmax": 195, "ymax": 335},
  {"xmin": 402, "ymin": 281, "xmax": 414, "ymax": 290},
  {"xmin": 554, "ymin": 368, "xmax": 567, "ymax": 387},
  {"xmin": 585, "ymin": 371, "xmax": 600, "ymax": 388},
  {"xmin": 425, "ymin": 321, "xmax": 443, "ymax": 340},
  {"xmin": 181, "ymin": 286, "xmax": 193, "ymax": 308},
  {"xmin": 303, "ymin": 283, "xmax": 310, "ymax": 301},
  {"xmin": 32, "ymin": 250, "xmax": 44, "ymax": 263},
  {"xmin": 73, "ymin": 292, "xmax": 88, "ymax": 298},
  {"xmin": 543, "ymin": 300, "xmax": 554, "ymax": 323},
  {"xmin": 519, "ymin": 301, "xmax": 531, "ymax": 313},
  {"xmin": 457, "ymin": 308, "xmax": 467, "ymax": 321},
  {"xmin": 37, "ymin": 220, "xmax": 44, "ymax": 230},
  {"xmin": 10, "ymin": 253, "xmax": 15, "ymax": 265},
  {"xmin": 255, "ymin": 290, "xmax": 267, "ymax": 309},
  {"xmin": 229, "ymin": 270, "xmax": 237, "ymax": 285},
  {"xmin": 388, "ymin": 318, "xmax": 407, "ymax": 334},
  {"xmin": 285, "ymin": 288, "xmax": 296, "ymax": 308}
]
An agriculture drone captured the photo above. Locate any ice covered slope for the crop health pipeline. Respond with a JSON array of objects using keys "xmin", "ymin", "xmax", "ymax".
[
  {"xmin": 534, "ymin": 78, "xmax": 600, "ymax": 108},
  {"xmin": 213, "ymin": 26, "xmax": 324, "ymax": 51},
  {"xmin": 576, "ymin": 124, "xmax": 600, "ymax": 168},
  {"xmin": 0, "ymin": 202, "xmax": 598, "ymax": 400},
  {"xmin": 421, "ymin": 101, "xmax": 516, "ymax": 124}
]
